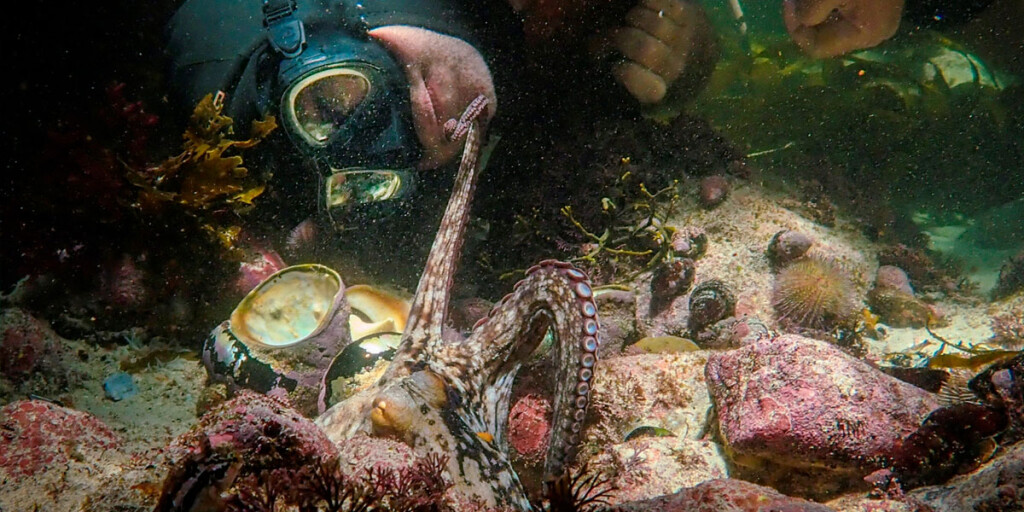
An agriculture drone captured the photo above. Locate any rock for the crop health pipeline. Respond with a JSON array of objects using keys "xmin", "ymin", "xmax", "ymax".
[
  {"xmin": 233, "ymin": 248, "xmax": 286, "ymax": 297},
  {"xmin": 698, "ymin": 316, "xmax": 771, "ymax": 350},
  {"xmin": 588, "ymin": 437, "xmax": 727, "ymax": 505},
  {"xmin": 650, "ymin": 258, "xmax": 696, "ymax": 315},
  {"xmin": 333, "ymin": 432, "xmax": 420, "ymax": 478},
  {"xmin": 705, "ymin": 334, "xmax": 941, "ymax": 497},
  {"xmin": 874, "ymin": 265, "xmax": 915, "ymax": 295},
  {"xmin": 103, "ymin": 371, "xmax": 138, "ymax": 401},
  {"xmin": 908, "ymin": 442, "xmax": 1024, "ymax": 511},
  {"xmin": 587, "ymin": 352, "xmax": 712, "ymax": 448},
  {"xmin": 164, "ymin": 390, "xmax": 336, "ymax": 466},
  {"xmin": 0, "ymin": 400, "xmax": 125, "ymax": 511},
  {"xmin": 698, "ymin": 175, "xmax": 731, "ymax": 209},
  {"xmin": 830, "ymin": 442, "xmax": 1024, "ymax": 512},
  {"xmin": 508, "ymin": 394, "xmax": 551, "ymax": 466},
  {"xmin": 610, "ymin": 478, "xmax": 835, "ymax": 511},
  {"xmin": 867, "ymin": 283, "xmax": 945, "ymax": 329},
  {"xmin": 767, "ymin": 230, "xmax": 814, "ymax": 268},
  {"xmin": 141, "ymin": 391, "xmax": 337, "ymax": 510},
  {"xmin": 0, "ymin": 400, "xmax": 121, "ymax": 480},
  {"xmin": 0, "ymin": 308, "xmax": 62, "ymax": 384},
  {"xmin": 595, "ymin": 289, "xmax": 639, "ymax": 356}
]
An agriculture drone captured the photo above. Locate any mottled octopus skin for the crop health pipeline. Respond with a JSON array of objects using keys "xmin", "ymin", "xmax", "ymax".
[{"xmin": 316, "ymin": 100, "xmax": 599, "ymax": 510}]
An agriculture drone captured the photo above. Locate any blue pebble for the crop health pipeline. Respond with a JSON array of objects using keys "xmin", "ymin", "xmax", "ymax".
[{"xmin": 103, "ymin": 372, "xmax": 138, "ymax": 401}]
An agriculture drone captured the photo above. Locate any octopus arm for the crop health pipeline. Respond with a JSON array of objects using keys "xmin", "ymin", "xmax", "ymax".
[{"xmin": 446, "ymin": 263, "xmax": 600, "ymax": 481}]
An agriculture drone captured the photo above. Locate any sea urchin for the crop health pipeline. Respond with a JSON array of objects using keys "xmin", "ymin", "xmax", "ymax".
[{"xmin": 772, "ymin": 258, "xmax": 858, "ymax": 331}]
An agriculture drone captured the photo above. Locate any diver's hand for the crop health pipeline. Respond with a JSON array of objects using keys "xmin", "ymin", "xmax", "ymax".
[
  {"xmin": 600, "ymin": 0, "xmax": 714, "ymax": 104},
  {"xmin": 783, "ymin": 0, "xmax": 904, "ymax": 58}
]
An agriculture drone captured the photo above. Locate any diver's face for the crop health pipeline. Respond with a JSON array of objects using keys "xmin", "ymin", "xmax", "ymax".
[{"xmin": 369, "ymin": 26, "xmax": 497, "ymax": 170}]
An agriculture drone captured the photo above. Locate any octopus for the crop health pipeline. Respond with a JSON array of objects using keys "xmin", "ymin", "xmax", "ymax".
[{"xmin": 315, "ymin": 95, "xmax": 601, "ymax": 510}]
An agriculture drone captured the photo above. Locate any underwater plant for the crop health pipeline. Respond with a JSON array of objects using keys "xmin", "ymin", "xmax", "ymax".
[
  {"xmin": 130, "ymin": 91, "xmax": 275, "ymax": 211},
  {"xmin": 474, "ymin": 114, "xmax": 744, "ymax": 293},
  {"xmin": 772, "ymin": 258, "xmax": 859, "ymax": 331},
  {"xmin": 543, "ymin": 464, "xmax": 615, "ymax": 512},
  {"xmin": 561, "ymin": 178, "xmax": 682, "ymax": 282},
  {"xmin": 693, "ymin": 27, "xmax": 1022, "ymax": 247}
]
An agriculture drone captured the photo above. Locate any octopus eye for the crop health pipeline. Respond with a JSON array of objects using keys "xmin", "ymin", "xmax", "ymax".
[{"xmin": 370, "ymin": 391, "xmax": 416, "ymax": 436}]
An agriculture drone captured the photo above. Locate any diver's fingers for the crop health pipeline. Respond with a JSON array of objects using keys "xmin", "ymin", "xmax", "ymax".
[
  {"xmin": 613, "ymin": 61, "xmax": 668, "ymax": 104},
  {"xmin": 785, "ymin": 0, "xmax": 903, "ymax": 57},
  {"xmin": 785, "ymin": 0, "xmax": 846, "ymax": 26},
  {"xmin": 638, "ymin": 0, "xmax": 689, "ymax": 26},
  {"xmin": 625, "ymin": 5, "xmax": 685, "ymax": 46},
  {"xmin": 613, "ymin": 26, "xmax": 686, "ymax": 81},
  {"xmin": 803, "ymin": 17, "xmax": 864, "ymax": 58}
]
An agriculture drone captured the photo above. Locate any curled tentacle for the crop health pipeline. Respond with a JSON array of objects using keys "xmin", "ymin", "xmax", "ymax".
[{"xmin": 436, "ymin": 262, "xmax": 599, "ymax": 482}]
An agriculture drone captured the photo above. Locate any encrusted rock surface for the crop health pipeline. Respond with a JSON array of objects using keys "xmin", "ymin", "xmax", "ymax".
[
  {"xmin": 705, "ymin": 334, "xmax": 941, "ymax": 496},
  {"xmin": 0, "ymin": 400, "xmax": 126, "ymax": 511},
  {"xmin": 908, "ymin": 439, "xmax": 1024, "ymax": 511},
  {"xmin": 610, "ymin": 477, "xmax": 836, "ymax": 511},
  {"xmin": 827, "ymin": 442, "xmax": 1024, "ymax": 512},
  {"xmin": 595, "ymin": 289, "xmax": 639, "ymax": 356},
  {"xmin": 589, "ymin": 436, "xmax": 728, "ymax": 505},
  {"xmin": 0, "ymin": 308, "xmax": 64, "ymax": 385},
  {"xmin": 586, "ymin": 352, "xmax": 713, "ymax": 449}
]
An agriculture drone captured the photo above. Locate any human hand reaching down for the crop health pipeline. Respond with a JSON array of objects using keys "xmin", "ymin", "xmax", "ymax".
[
  {"xmin": 783, "ymin": 0, "xmax": 904, "ymax": 58},
  {"xmin": 598, "ymin": 0, "xmax": 718, "ymax": 104}
]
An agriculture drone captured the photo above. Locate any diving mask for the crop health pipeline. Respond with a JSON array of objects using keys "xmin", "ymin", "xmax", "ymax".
[{"xmin": 272, "ymin": 28, "xmax": 421, "ymax": 216}]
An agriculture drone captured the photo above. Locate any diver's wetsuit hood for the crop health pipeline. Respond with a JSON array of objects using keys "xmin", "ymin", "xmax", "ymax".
[{"xmin": 166, "ymin": 0, "xmax": 513, "ymax": 172}]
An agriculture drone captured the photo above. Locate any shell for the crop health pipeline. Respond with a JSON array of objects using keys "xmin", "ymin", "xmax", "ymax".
[
  {"xmin": 670, "ymin": 226, "xmax": 708, "ymax": 260},
  {"xmin": 698, "ymin": 175, "xmax": 730, "ymax": 209},
  {"xmin": 688, "ymin": 279, "xmax": 736, "ymax": 333},
  {"xmin": 650, "ymin": 257, "xmax": 696, "ymax": 306},
  {"xmin": 766, "ymin": 230, "xmax": 813, "ymax": 267},
  {"xmin": 632, "ymin": 335, "xmax": 701, "ymax": 353},
  {"xmin": 202, "ymin": 264, "xmax": 350, "ymax": 416},
  {"xmin": 346, "ymin": 284, "xmax": 411, "ymax": 340}
]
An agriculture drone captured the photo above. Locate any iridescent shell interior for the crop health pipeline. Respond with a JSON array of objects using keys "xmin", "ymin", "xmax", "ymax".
[{"xmin": 229, "ymin": 264, "xmax": 342, "ymax": 348}]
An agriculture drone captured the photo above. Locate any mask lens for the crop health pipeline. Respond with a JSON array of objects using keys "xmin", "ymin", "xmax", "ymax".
[
  {"xmin": 287, "ymin": 69, "xmax": 371, "ymax": 145},
  {"xmin": 325, "ymin": 169, "xmax": 412, "ymax": 209}
]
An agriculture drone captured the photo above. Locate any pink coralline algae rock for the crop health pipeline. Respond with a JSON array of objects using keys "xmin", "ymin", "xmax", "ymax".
[
  {"xmin": 165, "ymin": 391, "xmax": 336, "ymax": 466},
  {"xmin": 705, "ymin": 335, "xmax": 940, "ymax": 474},
  {"xmin": 508, "ymin": 393, "xmax": 552, "ymax": 464},
  {"xmin": 0, "ymin": 308, "xmax": 61, "ymax": 383},
  {"xmin": 610, "ymin": 478, "xmax": 835, "ymax": 511},
  {"xmin": 874, "ymin": 265, "xmax": 914, "ymax": 295},
  {"xmin": 0, "ymin": 400, "xmax": 121, "ymax": 480},
  {"xmin": 334, "ymin": 433, "xmax": 420, "ymax": 477}
]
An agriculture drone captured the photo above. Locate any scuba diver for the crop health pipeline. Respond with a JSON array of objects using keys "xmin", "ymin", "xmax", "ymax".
[
  {"xmin": 165, "ymin": 0, "xmax": 1001, "ymax": 222},
  {"xmin": 164, "ymin": 0, "xmax": 724, "ymax": 223}
]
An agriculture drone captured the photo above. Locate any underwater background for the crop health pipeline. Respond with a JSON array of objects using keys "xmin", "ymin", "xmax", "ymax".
[{"xmin": 1, "ymin": 0, "xmax": 1023, "ymax": 511}]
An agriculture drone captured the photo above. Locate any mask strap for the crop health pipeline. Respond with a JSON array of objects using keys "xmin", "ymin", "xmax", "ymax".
[{"xmin": 263, "ymin": 0, "xmax": 307, "ymax": 58}]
